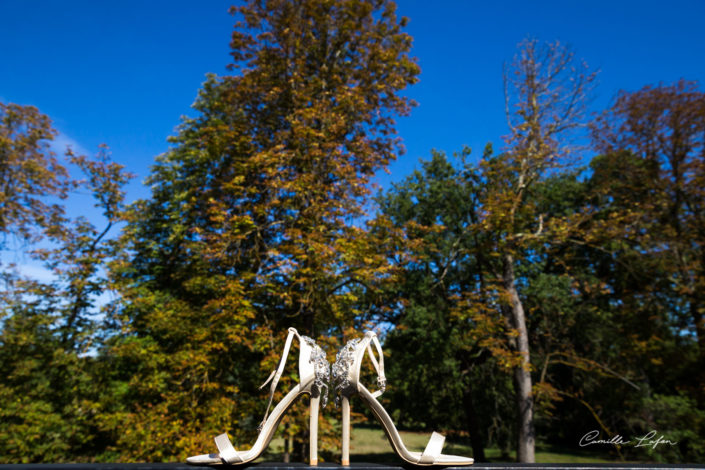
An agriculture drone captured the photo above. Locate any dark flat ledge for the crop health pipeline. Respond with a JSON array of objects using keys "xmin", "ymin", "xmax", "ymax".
[{"xmin": 1, "ymin": 463, "xmax": 704, "ymax": 470}]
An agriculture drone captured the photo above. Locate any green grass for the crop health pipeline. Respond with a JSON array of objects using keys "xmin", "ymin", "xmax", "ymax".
[
  {"xmin": 344, "ymin": 427, "xmax": 619, "ymax": 464},
  {"xmin": 263, "ymin": 424, "xmax": 622, "ymax": 464}
]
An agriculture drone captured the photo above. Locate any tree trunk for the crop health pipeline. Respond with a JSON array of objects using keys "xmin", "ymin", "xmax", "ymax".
[
  {"xmin": 292, "ymin": 434, "xmax": 305, "ymax": 463},
  {"xmin": 462, "ymin": 382, "xmax": 486, "ymax": 462},
  {"xmin": 503, "ymin": 253, "xmax": 535, "ymax": 463},
  {"xmin": 691, "ymin": 299, "xmax": 705, "ymax": 360},
  {"xmin": 283, "ymin": 424, "xmax": 291, "ymax": 462}
]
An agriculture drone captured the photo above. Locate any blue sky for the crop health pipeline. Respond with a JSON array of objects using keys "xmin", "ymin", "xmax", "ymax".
[{"xmin": 1, "ymin": 0, "xmax": 704, "ymax": 212}]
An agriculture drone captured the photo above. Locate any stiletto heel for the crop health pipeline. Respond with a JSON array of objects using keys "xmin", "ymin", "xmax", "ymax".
[
  {"xmin": 309, "ymin": 395, "xmax": 320, "ymax": 466},
  {"xmin": 187, "ymin": 328, "xmax": 330, "ymax": 466},
  {"xmin": 333, "ymin": 331, "xmax": 473, "ymax": 466},
  {"xmin": 341, "ymin": 396, "xmax": 351, "ymax": 466}
]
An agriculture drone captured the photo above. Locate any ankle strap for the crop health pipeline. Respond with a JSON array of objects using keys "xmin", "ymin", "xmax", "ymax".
[
  {"xmin": 364, "ymin": 331, "xmax": 386, "ymax": 398},
  {"xmin": 258, "ymin": 327, "xmax": 299, "ymax": 430}
]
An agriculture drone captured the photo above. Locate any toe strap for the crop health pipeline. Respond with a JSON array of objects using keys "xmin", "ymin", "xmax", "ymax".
[
  {"xmin": 418, "ymin": 431, "xmax": 446, "ymax": 464},
  {"xmin": 215, "ymin": 433, "xmax": 243, "ymax": 464}
]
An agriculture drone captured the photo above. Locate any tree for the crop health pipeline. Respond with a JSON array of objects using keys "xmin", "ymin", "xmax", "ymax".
[
  {"xmin": 376, "ymin": 148, "xmax": 526, "ymax": 461},
  {"xmin": 592, "ymin": 80, "xmax": 705, "ymax": 363},
  {"xmin": 0, "ymin": 102, "xmax": 132, "ymax": 462},
  {"xmin": 487, "ymin": 38, "xmax": 597, "ymax": 462},
  {"xmin": 108, "ymin": 0, "xmax": 419, "ymax": 460},
  {"xmin": 0, "ymin": 103, "xmax": 69, "ymax": 248},
  {"xmin": 567, "ymin": 81, "xmax": 705, "ymax": 462},
  {"xmin": 374, "ymin": 39, "xmax": 598, "ymax": 463}
]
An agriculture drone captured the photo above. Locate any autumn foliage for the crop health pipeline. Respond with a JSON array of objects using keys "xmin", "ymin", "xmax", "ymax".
[{"xmin": 2, "ymin": 0, "xmax": 705, "ymax": 465}]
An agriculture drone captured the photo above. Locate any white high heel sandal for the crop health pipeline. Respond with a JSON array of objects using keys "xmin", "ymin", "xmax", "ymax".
[
  {"xmin": 332, "ymin": 331, "xmax": 474, "ymax": 466},
  {"xmin": 187, "ymin": 328, "xmax": 329, "ymax": 466}
]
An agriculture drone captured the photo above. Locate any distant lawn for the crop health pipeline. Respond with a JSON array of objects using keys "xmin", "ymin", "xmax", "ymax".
[
  {"xmin": 344, "ymin": 426, "xmax": 619, "ymax": 464},
  {"xmin": 263, "ymin": 424, "xmax": 622, "ymax": 464}
]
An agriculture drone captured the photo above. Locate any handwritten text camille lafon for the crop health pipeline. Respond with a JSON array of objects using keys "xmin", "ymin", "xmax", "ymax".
[{"xmin": 580, "ymin": 430, "xmax": 678, "ymax": 450}]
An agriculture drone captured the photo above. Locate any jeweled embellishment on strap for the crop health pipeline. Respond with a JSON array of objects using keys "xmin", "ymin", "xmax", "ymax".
[
  {"xmin": 332, "ymin": 337, "xmax": 361, "ymax": 407},
  {"xmin": 377, "ymin": 376, "xmax": 387, "ymax": 393},
  {"xmin": 303, "ymin": 336, "xmax": 330, "ymax": 408}
]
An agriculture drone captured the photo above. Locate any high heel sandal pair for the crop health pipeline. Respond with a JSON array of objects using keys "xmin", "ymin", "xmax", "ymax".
[{"xmin": 187, "ymin": 328, "xmax": 474, "ymax": 466}]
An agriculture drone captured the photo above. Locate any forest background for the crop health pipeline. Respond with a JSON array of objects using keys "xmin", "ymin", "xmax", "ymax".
[{"xmin": 1, "ymin": 0, "xmax": 705, "ymax": 464}]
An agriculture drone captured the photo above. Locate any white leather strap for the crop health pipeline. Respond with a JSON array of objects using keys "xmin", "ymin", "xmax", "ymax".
[
  {"xmin": 258, "ymin": 328, "xmax": 299, "ymax": 430},
  {"xmin": 418, "ymin": 431, "xmax": 445, "ymax": 464},
  {"xmin": 214, "ymin": 433, "xmax": 242, "ymax": 464}
]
